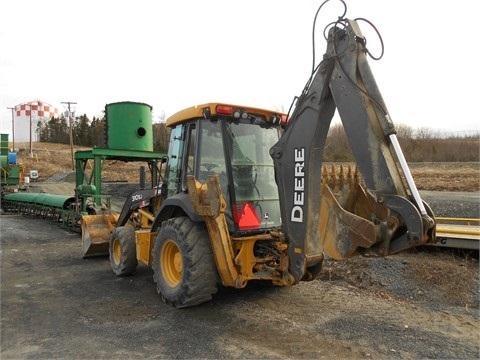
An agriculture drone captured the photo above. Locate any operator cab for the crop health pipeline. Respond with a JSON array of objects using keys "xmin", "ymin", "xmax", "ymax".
[{"xmin": 164, "ymin": 103, "xmax": 287, "ymax": 234}]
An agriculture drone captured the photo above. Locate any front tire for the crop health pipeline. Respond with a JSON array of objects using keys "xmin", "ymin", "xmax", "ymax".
[
  {"xmin": 152, "ymin": 217, "xmax": 218, "ymax": 308},
  {"xmin": 109, "ymin": 226, "xmax": 138, "ymax": 276}
]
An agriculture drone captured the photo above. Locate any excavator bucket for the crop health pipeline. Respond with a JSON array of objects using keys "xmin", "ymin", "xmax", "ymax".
[
  {"xmin": 81, "ymin": 213, "xmax": 119, "ymax": 258},
  {"xmin": 318, "ymin": 164, "xmax": 413, "ymax": 259},
  {"xmin": 320, "ymin": 153, "xmax": 436, "ymax": 259},
  {"xmin": 319, "ymin": 165, "xmax": 377, "ymax": 259}
]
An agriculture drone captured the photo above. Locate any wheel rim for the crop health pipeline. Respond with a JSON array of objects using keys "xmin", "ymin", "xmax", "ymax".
[
  {"xmin": 161, "ymin": 240, "xmax": 182, "ymax": 288},
  {"xmin": 112, "ymin": 238, "xmax": 121, "ymax": 265}
]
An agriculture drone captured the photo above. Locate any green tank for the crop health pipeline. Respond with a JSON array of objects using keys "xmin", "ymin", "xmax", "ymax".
[
  {"xmin": 105, "ymin": 101, "xmax": 153, "ymax": 151},
  {"xmin": 1, "ymin": 133, "xmax": 9, "ymax": 156}
]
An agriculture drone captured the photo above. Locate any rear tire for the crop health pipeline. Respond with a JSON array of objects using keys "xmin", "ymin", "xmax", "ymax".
[
  {"xmin": 109, "ymin": 226, "xmax": 138, "ymax": 276},
  {"xmin": 152, "ymin": 217, "xmax": 218, "ymax": 308}
]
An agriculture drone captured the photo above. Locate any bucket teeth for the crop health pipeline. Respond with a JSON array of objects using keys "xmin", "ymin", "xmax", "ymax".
[{"xmin": 321, "ymin": 163, "xmax": 362, "ymax": 202}]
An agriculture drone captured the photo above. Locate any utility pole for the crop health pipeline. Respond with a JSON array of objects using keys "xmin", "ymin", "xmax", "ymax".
[
  {"xmin": 62, "ymin": 101, "xmax": 77, "ymax": 170},
  {"xmin": 28, "ymin": 104, "xmax": 33, "ymax": 157},
  {"xmin": 7, "ymin": 107, "xmax": 15, "ymax": 150}
]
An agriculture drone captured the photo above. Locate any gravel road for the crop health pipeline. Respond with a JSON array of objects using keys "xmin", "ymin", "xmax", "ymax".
[
  {"xmin": 420, "ymin": 190, "xmax": 480, "ymax": 218},
  {"xmin": 1, "ymin": 187, "xmax": 478, "ymax": 359}
]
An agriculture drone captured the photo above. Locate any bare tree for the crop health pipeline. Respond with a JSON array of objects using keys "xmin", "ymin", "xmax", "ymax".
[
  {"xmin": 415, "ymin": 126, "xmax": 434, "ymax": 140},
  {"xmin": 396, "ymin": 123, "xmax": 414, "ymax": 140},
  {"xmin": 324, "ymin": 123, "xmax": 352, "ymax": 161}
]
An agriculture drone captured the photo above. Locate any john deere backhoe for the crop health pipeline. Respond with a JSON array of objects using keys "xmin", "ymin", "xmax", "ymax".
[{"xmin": 98, "ymin": 4, "xmax": 436, "ymax": 308}]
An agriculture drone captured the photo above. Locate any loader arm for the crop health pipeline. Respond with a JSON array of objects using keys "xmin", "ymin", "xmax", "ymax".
[
  {"xmin": 116, "ymin": 185, "xmax": 163, "ymax": 227},
  {"xmin": 270, "ymin": 19, "xmax": 435, "ymax": 283},
  {"xmin": 81, "ymin": 185, "xmax": 163, "ymax": 258}
]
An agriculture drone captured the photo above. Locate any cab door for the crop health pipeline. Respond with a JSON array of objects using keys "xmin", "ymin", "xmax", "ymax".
[{"xmin": 164, "ymin": 122, "xmax": 198, "ymax": 198}]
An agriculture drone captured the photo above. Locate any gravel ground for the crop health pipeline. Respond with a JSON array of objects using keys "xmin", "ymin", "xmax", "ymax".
[
  {"xmin": 2, "ymin": 181, "xmax": 478, "ymax": 359},
  {"xmin": 1, "ymin": 215, "xmax": 478, "ymax": 359},
  {"xmin": 420, "ymin": 190, "xmax": 480, "ymax": 218}
]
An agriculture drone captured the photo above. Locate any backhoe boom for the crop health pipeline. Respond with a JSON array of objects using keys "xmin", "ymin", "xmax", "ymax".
[{"xmin": 270, "ymin": 18, "xmax": 436, "ymax": 283}]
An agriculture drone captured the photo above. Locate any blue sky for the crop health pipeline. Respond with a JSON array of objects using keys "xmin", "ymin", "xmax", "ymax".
[{"xmin": 1, "ymin": 0, "xmax": 478, "ymax": 141}]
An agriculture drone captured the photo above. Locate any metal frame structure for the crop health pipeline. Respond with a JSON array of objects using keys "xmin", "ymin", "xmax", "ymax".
[{"xmin": 74, "ymin": 148, "xmax": 166, "ymax": 206}]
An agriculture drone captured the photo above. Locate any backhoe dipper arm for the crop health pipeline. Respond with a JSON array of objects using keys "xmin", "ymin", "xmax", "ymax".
[{"xmin": 270, "ymin": 19, "xmax": 436, "ymax": 283}]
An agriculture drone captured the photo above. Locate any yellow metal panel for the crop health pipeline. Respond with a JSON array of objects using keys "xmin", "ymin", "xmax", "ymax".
[
  {"xmin": 186, "ymin": 175, "xmax": 240, "ymax": 287},
  {"xmin": 135, "ymin": 230, "xmax": 156, "ymax": 266}
]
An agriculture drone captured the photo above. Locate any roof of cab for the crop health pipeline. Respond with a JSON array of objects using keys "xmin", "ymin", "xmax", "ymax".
[{"xmin": 165, "ymin": 102, "xmax": 287, "ymax": 127}]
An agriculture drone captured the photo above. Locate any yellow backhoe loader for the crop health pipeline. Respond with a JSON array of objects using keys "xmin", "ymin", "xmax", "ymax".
[{"xmin": 85, "ymin": 3, "xmax": 436, "ymax": 307}]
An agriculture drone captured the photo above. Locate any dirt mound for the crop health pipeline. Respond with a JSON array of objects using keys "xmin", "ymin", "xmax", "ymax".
[{"xmin": 319, "ymin": 249, "xmax": 479, "ymax": 310}]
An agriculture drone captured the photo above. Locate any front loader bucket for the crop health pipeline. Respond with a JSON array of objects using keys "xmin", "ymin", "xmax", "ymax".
[{"xmin": 81, "ymin": 214, "xmax": 119, "ymax": 258}]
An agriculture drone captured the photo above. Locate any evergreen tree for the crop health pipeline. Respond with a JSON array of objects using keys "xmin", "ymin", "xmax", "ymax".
[{"xmin": 74, "ymin": 114, "xmax": 91, "ymax": 146}]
